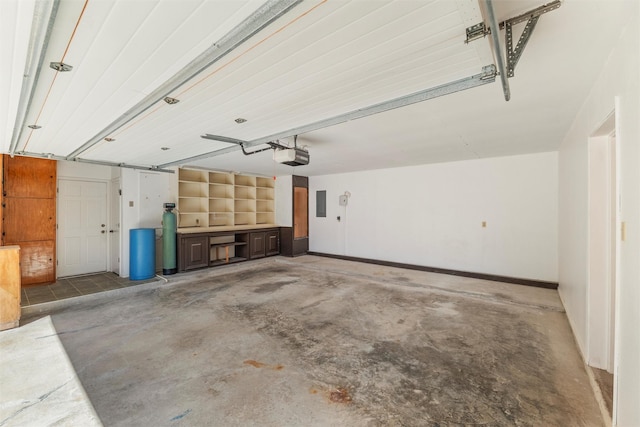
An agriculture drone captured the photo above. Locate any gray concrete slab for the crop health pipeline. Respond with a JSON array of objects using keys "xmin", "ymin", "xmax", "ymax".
[
  {"xmin": 0, "ymin": 316, "xmax": 101, "ymax": 426},
  {"xmin": 16, "ymin": 256, "xmax": 602, "ymax": 426}
]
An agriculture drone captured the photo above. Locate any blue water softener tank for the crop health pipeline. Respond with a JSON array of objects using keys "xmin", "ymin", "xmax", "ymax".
[
  {"xmin": 130, "ymin": 228, "xmax": 155, "ymax": 280},
  {"xmin": 162, "ymin": 202, "xmax": 177, "ymax": 275}
]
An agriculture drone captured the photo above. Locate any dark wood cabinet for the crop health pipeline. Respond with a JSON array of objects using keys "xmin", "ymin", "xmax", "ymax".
[
  {"xmin": 179, "ymin": 235, "xmax": 209, "ymax": 271},
  {"xmin": 3, "ymin": 155, "xmax": 56, "ymax": 198},
  {"xmin": 266, "ymin": 230, "xmax": 279, "ymax": 256},
  {"xmin": 2, "ymin": 155, "xmax": 56, "ymax": 286},
  {"xmin": 177, "ymin": 227, "xmax": 279, "ymax": 272},
  {"xmin": 250, "ymin": 232, "xmax": 266, "ymax": 259}
]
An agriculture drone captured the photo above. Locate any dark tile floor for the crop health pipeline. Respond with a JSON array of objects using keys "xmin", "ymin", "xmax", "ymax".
[{"xmin": 21, "ymin": 272, "xmax": 159, "ymax": 307}]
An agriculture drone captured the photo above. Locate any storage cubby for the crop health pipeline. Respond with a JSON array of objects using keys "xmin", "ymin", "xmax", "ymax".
[
  {"xmin": 256, "ymin": 187, "xmax": 274, "ymax": 201},
  {"xmin": 179, "ymin": 169, "xmax": 208, "ymax": 182},
  {"xmin": 179, "ymin": 181, "xmax": 208, "ymax": 198},
  {"xmin": 234, "ymin": 175, "xmax": 256, "ymax": 187},
  {"xmin": 177, "ymin": 168, "xmax": 276, "ymax": 228},
  {"xmin": 256, "ymin": 176, "xmax": 275, "ymax": 188},
  {"xmin": 234, "ymin": 212, "xmax": 256, "ymax": 226},
  {"xmin": 209, "ymin": 212, "xmax": 233, "ymax": 227},
  {"xmin": 209, "ymin": 233, "xmax": 248, "ymax": 266},
  {"xmin": 209, "ymin": 172, "xmax": 233, "ymax": 185},
  {"xmin": 210, "ymin": 183, "xmax": 233, "ymax": 199},
  {"xmin": 179, "ymin": 212, "xmax": 208, "ymax": 228},
  {"xmin": 179, "ymin": 197, "xmax": 208, "ymax": 213}
]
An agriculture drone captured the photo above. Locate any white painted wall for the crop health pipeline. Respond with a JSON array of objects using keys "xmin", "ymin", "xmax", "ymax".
[
  {"xmin": 119, "ymin": 169, "xmax": 177, "ymax": 278},
  {"xmin": 57, "ymin": 160, "xmax": 113, "ymax": 180},
  {"xmin": 309, "ymin": 152, "xmax": 558, "ymax": 282},
  {"xmin": 275, "ymin": 175, "xmax": 292, "ymax": 226},
  {"xmin": 558, "ymin": 3, "xmax": 639, "ymax": 424}
]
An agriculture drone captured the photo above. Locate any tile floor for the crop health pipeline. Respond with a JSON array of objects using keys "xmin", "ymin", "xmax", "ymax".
[{"xmin": 21, "ymin": 272, "xmax": 159, "ymax": 307}]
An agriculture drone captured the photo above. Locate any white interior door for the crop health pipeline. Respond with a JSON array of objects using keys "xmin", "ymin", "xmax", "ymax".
[
  {"xmin": 58, "ymin": 179, "xmax": 108, "ymax": 277},
  {"xmin": 109, "ymin": 178, "xmax": 121, "ymax": 275}
]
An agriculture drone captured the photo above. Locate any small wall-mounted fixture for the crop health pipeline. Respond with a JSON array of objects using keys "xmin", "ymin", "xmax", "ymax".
[
  {"xmin": 27, "ymin": 124, "xmax": 41, "ymax": 129},
  {"xmin": 234, "ymin": 118, "xmax": 247, "ymax": 124},
  {"xmin": 163, "ymin": 96, "xmax": 180, "ymax": 105},
  {"xmin": 161, "ymin": 147, "xmax": 170, "ymax": 151},
  {"xmin": 339, "ymin": 191, "xmax": 351, "ymax": 206},
  {"xmin": 104, "ymin": 137, "xmax": 115, "ymax": 142},
  {"xmin": 50, "ymin": 62, "xmax": 73, "ymax": 72}
]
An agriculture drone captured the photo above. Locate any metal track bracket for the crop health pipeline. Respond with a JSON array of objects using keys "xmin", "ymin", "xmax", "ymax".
[{"xmin": 465, "ymin": 22, "xmax": 490, "ymax": 44}]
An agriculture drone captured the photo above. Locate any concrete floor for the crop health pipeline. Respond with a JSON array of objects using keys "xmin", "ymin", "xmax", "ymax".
[{"xmin": 11, "ymin": 256, "xmax": 602, "ymax": 426}]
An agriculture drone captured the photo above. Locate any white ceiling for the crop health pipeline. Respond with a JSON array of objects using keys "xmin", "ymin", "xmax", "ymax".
[{"xmin": 1, "ymin": 0, "xmax": 632, "ymax": 177}]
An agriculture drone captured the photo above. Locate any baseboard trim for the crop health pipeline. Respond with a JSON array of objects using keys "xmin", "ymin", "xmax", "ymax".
[{"xmin": 307, "ymin": 252, "xmax": 558, "ymax": 290}]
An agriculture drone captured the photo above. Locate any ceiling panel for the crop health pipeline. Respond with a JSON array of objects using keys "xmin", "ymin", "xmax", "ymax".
[
  {"xmin": 0, "ymin": 0, "xmax": 37, "ymax": 150},
  {"xmin": 4, "ymin": 0, "xmax": 630, "ymax": 176},
  {"xmin": 16, "ymin": 0, "xmax": 271, "ymax": 157},
  {"xmin": 83, "ymin": 0, "xmax": 489, "ymax": 168}
]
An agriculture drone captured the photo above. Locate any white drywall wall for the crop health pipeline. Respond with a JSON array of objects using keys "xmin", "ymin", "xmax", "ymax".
[
  {"xmin": 57, "ymin": 160, "xmax": 113, "ymax": 180},
  {"xmin": 275, "ymin": 175, "xmax": 292, "ymax": 226},
  {"xmin": 558, "ymin": 3, "xmax": 639, "ymax": 424},
  {"xmin": 120, "ymin": 169, "xmax": 177, "ymax": 278},
  {"xmin": 309, "ymin": 152, "xmax": 558, "ymax": 282}
]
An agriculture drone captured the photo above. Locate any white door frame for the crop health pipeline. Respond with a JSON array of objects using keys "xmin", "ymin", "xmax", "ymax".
[
  {"xmin": 587, "ymin": 111, "xmax": 618, "ymax": 373},
  {"xmin": 109, "ymin": 177, "xmax": 121, "ymax": 275}
]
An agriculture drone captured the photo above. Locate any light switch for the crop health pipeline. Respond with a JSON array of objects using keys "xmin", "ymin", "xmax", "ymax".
[
  {"xmin": 129, "ymin": 201, "xmax": 134, "ymax": 207},
  {"xmin": 482, "ymin": 221, "xmax": 487, "ymax": 228}
]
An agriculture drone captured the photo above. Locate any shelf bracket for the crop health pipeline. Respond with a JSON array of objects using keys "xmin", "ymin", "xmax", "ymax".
[{"xmin": 500, "ymin": 0, "xmax": 562, "ymax": 78}]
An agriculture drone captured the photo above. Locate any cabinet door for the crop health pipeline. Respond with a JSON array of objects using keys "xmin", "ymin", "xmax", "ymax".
[
  {"xmin": 181, "ymin": 236, "xmax": 208, "ymax": 270},
  {"xmin": 18, "ymin": 241, "xmax": 55, "ymax": 285},
  {"xmin": 4, "ymin": 198, "xmax": 56, "ymax": 242},
  {"xmin": 3, "ymin": 155, "xmax": 56, "ymax": 198},
  {"xmin": 266, "ymin": 230, "xmax": 279, "ymax": 256},
  {"xmin": 249, "ymin": 232, "xmax": 266, "ymax": 259}
]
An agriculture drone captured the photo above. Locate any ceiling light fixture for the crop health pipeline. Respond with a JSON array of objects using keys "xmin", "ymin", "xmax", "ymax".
[
  {"xmin": 234, "ymin": 118, "xmax": 247, "ymax": 124},
  {"xmin": 163, "ymin": 97, "xmax": 180, "ymax": 105},
  {"xmin": 104, "ymin": 137, "xmax": 115, "ymax": 142},
  {"xmin": 27, "ymin": 125, "xmax": 41, "ymax": 129},
  {"xmin": 50, "ymin": 62, "xmax": 73, "ymax": 72},
  {"xmin": 161, "ymin": 147, "xmax": 170, "ymax": 151}
]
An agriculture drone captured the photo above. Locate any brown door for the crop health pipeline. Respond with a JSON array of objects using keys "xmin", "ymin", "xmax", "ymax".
[
  {"xmin": 292, "ymin": 175, "xmax": 308, "ymax": 255},
  {"xmin": 294, "ymin": 187, "xmax": 308, "ymax": 238}
]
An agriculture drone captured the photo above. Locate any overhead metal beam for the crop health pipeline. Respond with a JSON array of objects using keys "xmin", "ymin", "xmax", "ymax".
[
  {"xmin": 17, "ymin": 151, "xmax": 175, "ymax": 173},
  {"xmin": 159, "ymin": 65, "xmax": 498, "ymax": 168},
  {"xmin": 66, "ymin": 0, "xmax": 303, "ymax": 160},
  {"xmin": 484, "ymin": 0, "xmax": 510, "ymax": 101},
  {"xmin": 9, "ymin": 0, "xmax": 60, "ymax": 156}
]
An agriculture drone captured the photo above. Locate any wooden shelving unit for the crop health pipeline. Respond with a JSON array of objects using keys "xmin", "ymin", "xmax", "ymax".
[
  {"xmin": 256, "ymin": 176, "xmax": 275, "ymax": 225},
  {"xmin": 177, "ymin": 168, "xmax": 275, "ymax": 228},
  {"xmin": 178, "ymin": 168, "xmax": 208, "ymax": 228}
]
